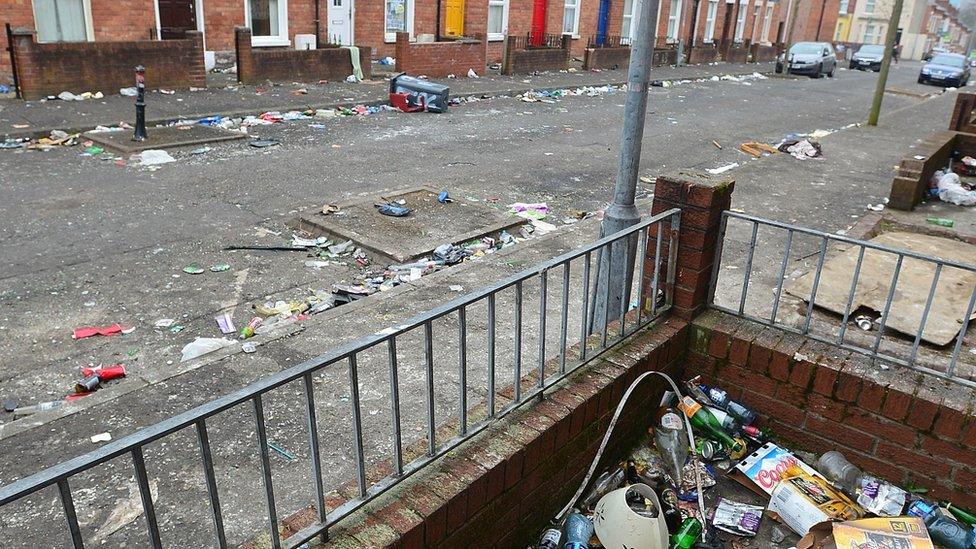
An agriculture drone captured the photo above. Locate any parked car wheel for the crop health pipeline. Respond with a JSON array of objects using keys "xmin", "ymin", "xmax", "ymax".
[
  {"xmin": 849, "ymin": 62, "xmax": 855, "ymax": 70},
  {"xmin": 918, "ymin": 76, "xmax": 925, "ymax": 84},
  {"xmin": 814, "ymin": 63, "xmax": 824, "ymax": 78},
  {"xmin": 828, "ymin": 66, "xmax": 835, "ymax": 78}
]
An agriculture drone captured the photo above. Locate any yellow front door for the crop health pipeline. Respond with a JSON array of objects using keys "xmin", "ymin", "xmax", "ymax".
[{"xmin": 445, "ymin": 0, "xmax": 465, "ymax": 36}]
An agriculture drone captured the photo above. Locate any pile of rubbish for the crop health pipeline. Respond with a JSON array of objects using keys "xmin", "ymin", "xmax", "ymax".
[
  {"xmin": 517, "ymin": 85, "xmax": 625, "ymax": 103},
  {"xmin": 930, "ymin": 162, "xmax": 976, "ymax": 207},
  {"xmin": 539, "ymin": 375, "xmax": 974, "ymax": 548}
]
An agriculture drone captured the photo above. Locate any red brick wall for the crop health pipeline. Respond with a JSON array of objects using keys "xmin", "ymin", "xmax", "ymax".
[
  {"xmin": 90, "ymin": 0, "xmax": 156, "ymax": 40},
  {"xmin": 501, "ymin": 34, "xmax": 571, "ymax": 73},
  {"xmin": 394, "ymin": 31, "xmax": 487, "ymax": 76},
  {"xmin": 686, "ymin": 311, "xmax": 976, "ymax": 510},
  {"xmin": 235, "ymin": 27, "xmax": 372, "ymax": 83},
  {"xmin": 0, "ymin": 0, "xmax": 35, "ymax": 83},
  {"xmin": 10, "ymin": 29, "xmax": 205, "ymax": 100},
  {"xmin": 583, "ymin": 45, "xmax": 631, "ymax": 69}
]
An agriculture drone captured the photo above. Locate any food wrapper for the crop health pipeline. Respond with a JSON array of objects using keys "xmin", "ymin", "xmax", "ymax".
[{"xmin": 710, "ymin": 498, "xmax": 763, "ymax": 537}]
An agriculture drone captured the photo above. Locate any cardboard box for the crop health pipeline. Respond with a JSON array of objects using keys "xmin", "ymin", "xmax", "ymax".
[
  {"xmin": 798, "ymin": 518, "xmax": 934, "ymax": 549},
  {"xmin": 768, "ymin": 473, "xmax": 864, "ymax": 536},
  {"xmin": 732, "ymin": 442, "xmax": 824, "ymax": 496}
]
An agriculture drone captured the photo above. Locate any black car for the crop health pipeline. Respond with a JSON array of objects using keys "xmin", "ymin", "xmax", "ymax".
[
  {"xmin": 918, "ymin": 53, "xmax": 971, "ymax": 88},
  {"xmin": 849, "ymin": 44, "xmax": 884, "ymax": 71}
]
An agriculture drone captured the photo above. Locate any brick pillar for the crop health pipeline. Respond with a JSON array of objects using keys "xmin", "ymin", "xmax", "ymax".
[
  {"xmin": 502, "ymin": 36, "xmax": 517, "ymax": 74},
  {"xmin": 395, "ymin": 32, "xmax": 410, "ymax": 73},
  {"xmin": 649, "ymin": 172, "xmax": 734, "ymax": 320},
  {"xmin": 234, "ymin": 27, "xmax": 253, "ymax": 84},
  {"xmin": 949, "ymin": 93, "xmax": 976, "ymax": 132},
  {"xmin": 9, "ymin": 29, "xmax": 36, "ymax": 100},
  {"xmin": 185, "ymin": 30, "xmax": 206, "ymax": 87},
  {"xmin": 560, "ymin": 34, "xmax": 572, "ymax": 70}
]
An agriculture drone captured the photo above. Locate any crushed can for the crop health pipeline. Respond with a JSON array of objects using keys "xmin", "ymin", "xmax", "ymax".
[{"xmin": 389, "ymin": 74, "xmax": 450, "ymax": 113}]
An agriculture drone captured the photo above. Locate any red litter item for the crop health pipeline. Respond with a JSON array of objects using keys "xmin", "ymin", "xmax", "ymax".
[
  {"xmin": 81, "ymin": 364, "xmax": 126, "ymax": 381},
  {"xmin": 389, "ymin": 92, "xmax": 426, "ymax": 113},
  {"xmin": 72, "ymin": 324, "xmax": 132, "ymax": 339},
  {"xmin": 65, "ymin": 393, "xmax": 90, "ymax": 402}
]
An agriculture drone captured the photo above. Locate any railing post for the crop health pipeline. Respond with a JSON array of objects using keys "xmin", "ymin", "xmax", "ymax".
[{"xmin": 649, "ymin": 172, "xmax": 735, "ymax": 320}]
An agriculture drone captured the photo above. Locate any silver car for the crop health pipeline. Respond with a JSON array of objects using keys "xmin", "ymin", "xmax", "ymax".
[{"xmin": 776, "ymin": 42, "xmax": 837, "ymax": 78}]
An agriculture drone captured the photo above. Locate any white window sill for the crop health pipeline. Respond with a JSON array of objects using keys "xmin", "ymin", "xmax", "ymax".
[
  {"xmin": 252, "ymin": 37, "xmax": 291, "ymax": 47},
  {"xmin": 385, "ymin": 33, "xmax": 414, "ymax": 43},
  {"xmin": 561, "ymin": 33, "xmax": 580, "ymax": 39},
  {"xmin": 488, "ymin": 34, "xmax": 505, "ymax": 41}
]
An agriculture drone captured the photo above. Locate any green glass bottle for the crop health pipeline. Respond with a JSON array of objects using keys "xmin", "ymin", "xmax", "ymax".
[
  {"xmin": 678, "ymin": 396, "xmax": 744, "ymax": 454},
  {"xmin": 670, "ymin": 517, "xmax": 702, "ymax": 549},
  {"xmin": 946, "ymin": 503, "xmax": 976, "ymax": 526}
]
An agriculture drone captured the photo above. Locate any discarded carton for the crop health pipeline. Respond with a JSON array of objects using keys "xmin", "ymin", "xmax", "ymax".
[
  {"xmin": 767, "ymin": 468, "xmax": 864, "ymax": 536},
  {"xmin": 797, "ymin": 518, "xmax": 933, "ymax": 549},
  {"xmin": 732, "ymin": 442, "xmax": 824, "ymax": 496}
]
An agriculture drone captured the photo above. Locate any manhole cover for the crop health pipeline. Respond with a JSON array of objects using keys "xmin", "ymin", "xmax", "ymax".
[
  {"xmin": 83, "ymin": 125, "xmax": 245, "ymax": 153},
  {"xmin": 291, "ymin": 186, "xmax": 526, "ymax": 262}
]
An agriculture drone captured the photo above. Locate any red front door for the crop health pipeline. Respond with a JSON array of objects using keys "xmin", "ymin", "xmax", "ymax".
[
  {"xmin": 530, "ymin": 0, "xmax": 548, "ymax": 45},
  {"xmin": 158, "ymin": 0, "xmax": 196, "ymax": 39}
]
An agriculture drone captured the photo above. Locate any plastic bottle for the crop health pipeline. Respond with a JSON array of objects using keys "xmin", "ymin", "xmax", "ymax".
[
  {"xmin": 924, "ymin": 511, "xmax": 976, "ymax": 549},
  {"xmin": 13, "ymin": 400, "xmax": 63, "ymax": 419},
  {"xmin": 581, "ymin": 468, "xmax": 625, "ymax": 510},
  {"xmin": 538, "ymin": 527, "xmax": 562, "ymax": 549},
  {"xmin": 654, "ymin": 407, "xmax": 689, "ymax": 488},
  {"xmin": 927, "ymin": 217, "xmax": 955, "ymax": 227},
  {"xmin": 816, "ymin": 451, "xmax": 864, "ymax": 495},
  {"xmin": 700, "ymin": 385, "xmax": 758, "ymax": 426},
  {"xmin": 678, "ymin": 396, "xmax": 744, "ymax": 454},
  {"xmin": 670, "ymin": 517, "xmax": 702, "ymax": 549},
  {"xmin": 563, "ymin": 513, "xmax": 593, "ymax": 549}
]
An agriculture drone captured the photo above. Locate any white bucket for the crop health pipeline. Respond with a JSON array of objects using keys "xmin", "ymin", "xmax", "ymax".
[{"xmin": 593, "ymin": 483, "xmax": 669, "ymax": 549}]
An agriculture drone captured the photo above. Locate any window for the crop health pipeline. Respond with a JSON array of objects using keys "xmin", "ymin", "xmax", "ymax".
[
  {"xmin": 620, "ymin": 0, "xmax": 637, "ymax": 44},
  {"xmin": 864, "ymin": 0, "xmax": 874, "ymax": 14},
  {"xmin": 33, "ymin": 0, "xmax": 90, "ymax": 42},
  {"xmin": 563, "ymin": 0, "xmax": 581, "ymax": 35},
  {"xmin": 761, "ymin": 4, "xmax": 772, "ymax": 41},
  {"xmin": 666, "ymin": 0, "xmax": 681, "ymax": 40},
  {"xmin": 864, "ymin": 23, "xmax": 876, "ymax": 43},
  {"xmin": 704, "ymin": 0, "xmax": 718, "ymax": 41},
  {"xmin": 487, "ymin": 0, "xmax": 508, "ymax": 40},
  {"xmin": 734, "ymin": 0, "xmax": 747, "ymax": 40},
  {"xmin": 247, "ymin": 0, "xmax": 289, "ymax": 46},
  {"xmin": 384, "ymin": 0, "xmax": 414, "ymax": 42},
  {"xmin": 838, "ymin": 0, "xmax": 848, "ymax": 13}
]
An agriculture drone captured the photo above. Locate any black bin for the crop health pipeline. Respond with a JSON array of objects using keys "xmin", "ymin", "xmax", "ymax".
[{"xmin": 389, "ymin": 74, "xmax": 450, "ymax": 113}]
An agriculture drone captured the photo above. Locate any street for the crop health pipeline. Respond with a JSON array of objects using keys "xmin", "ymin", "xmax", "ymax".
[{"xmin": 0, "ymin": 60, "xmax": 962, "ymax": 546}]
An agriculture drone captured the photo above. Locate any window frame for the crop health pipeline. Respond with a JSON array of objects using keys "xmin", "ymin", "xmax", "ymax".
[
  {"xmin": 838, "ymin": 0, "xmax": 848, "ymax": 13},
  {"xmin": 734, "ymin": 0, "xmax": 747, "ymax": 41},
  {"xmin": 703, "ymin": 0, "xmax": 718, "ymax": 42},
  {"xmin": 666, "ymin": 0, "xmax": 681, "ymax": 41},
  {"xmin": 761, "ymin": 3, "xmax": 772, "ymax": 42},
  {"xmin": 864, "ymin": 0, "xmax": 874, "ymax": 14},
  {"xmin": 32, "ymin": 0, "xmax": 94, "ymax": 43},
  {"xmin": 383, "ymin": 0, "xmax": 415, "ymax": 43},
  {"xmin": 562, "ymin": 0, "xmax": 581, "ymax": 37},
  {"xmin": 245, "ymin": 0, "xmax": 291, "ymax": 47},
  {"xmin": 487, "ymin": 0, "xmax": 509, "ymax": 41}
]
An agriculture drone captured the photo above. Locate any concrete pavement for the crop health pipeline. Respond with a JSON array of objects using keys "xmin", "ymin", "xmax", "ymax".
[{"xmin": 0, "ymin": 60, "xmax": 961, "ymax": 546}]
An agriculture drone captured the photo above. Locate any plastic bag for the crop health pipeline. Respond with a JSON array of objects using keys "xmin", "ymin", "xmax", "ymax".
[
  {"xmin": 937, "ymin": 172, "xmax": 976, "ymax": 206},
  {"xmin": 180, "ymin": 337, "xmax": 235, "ymax": 362}
]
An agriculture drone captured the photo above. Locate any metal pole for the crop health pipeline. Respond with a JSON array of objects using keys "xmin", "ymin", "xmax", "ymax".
[
  {"xmin": 591, "ymin": 0, "xmax": 661, "ymax": 333},
  {"xmin": 133, "ymin": 65, "xmax": 148, "ymax": 141},
  {"xmin": 867, "ymin": 0, "xmax": 904, "ymax": 126}
]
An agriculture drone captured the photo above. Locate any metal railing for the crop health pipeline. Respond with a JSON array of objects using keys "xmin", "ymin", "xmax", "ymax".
[
  {"xmin": 709, "ymin": 211, "xmax": 976, "ymax": 387},
  {"xmin": 512, "ymin": 33, "xmax": 567, "ymax": 50},
  {"xmin": 0, "ymin": 209, "xmax": 680, "ymax": 548},
  {"xmin": 586, "ymin": 35, "xmax": 626, "ymax": 49}
]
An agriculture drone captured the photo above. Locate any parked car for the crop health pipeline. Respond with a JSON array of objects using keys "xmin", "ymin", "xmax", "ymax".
[
  {"xmin": 918, "ymin": 53, "xmax": 971, "ymax": 88},
  {"xmin": 849, "ymin": 44, "xmax": 885, "ymax": 71},
  {"xmin": 776, "ymin": 42, "xmax": 837, "ymax": 78},
  {"xmin": 923, "ymin": 46, "xmax": 948, "ymax": 61}
]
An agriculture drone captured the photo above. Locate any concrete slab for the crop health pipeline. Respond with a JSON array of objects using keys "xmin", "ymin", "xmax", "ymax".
[
  {"xmin": 291, "ymin": 186, "xmax": 526, "ymax": 262},
  {"xmin": 83, "ymin": 124, "xmax": 246, "ymax": 153}
]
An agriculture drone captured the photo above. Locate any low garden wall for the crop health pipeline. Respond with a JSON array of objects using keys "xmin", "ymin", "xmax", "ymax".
[
  {"xmin": 9, "ymin": 29, "xmax": 205, "ymax": 100},
  {"xmin": 502, "ymin": 35, "xmax": 571, "ymax": 75},
  {"xmin": 234, "ymin": 27, "xmax": 371, "ymax": 84},
  {"xmin": 395, "ymin": 32, "xmax": 486, "ymax": 78}
]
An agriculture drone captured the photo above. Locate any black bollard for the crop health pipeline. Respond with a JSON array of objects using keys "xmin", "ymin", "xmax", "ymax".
[{"xmin": 133, "ymin": 65, "xmax": 148, "ymax": 141}]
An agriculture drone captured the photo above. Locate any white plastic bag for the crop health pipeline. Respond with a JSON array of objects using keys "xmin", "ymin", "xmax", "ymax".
[
  {"xmin": 180, "ymin": 337, "xmax": 235, "ymax": 362},
  {"xmin": 937, "ymin": 172, "xmax": 976, "ymax": 206}
]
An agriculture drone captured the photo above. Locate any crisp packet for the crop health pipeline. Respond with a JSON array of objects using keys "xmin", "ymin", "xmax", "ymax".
[{"xmin": 711, "ymin": 498, "xmax": 764, "ymax": 537}]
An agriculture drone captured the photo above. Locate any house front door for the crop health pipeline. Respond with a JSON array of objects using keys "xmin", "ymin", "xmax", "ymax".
[
  {"xmin": 158, "ymin": 0, "xmax": 196, "ymax": 39},
  {"xmin": 328, "ymin": 0, "xmax": 354, "ymax": 44}
]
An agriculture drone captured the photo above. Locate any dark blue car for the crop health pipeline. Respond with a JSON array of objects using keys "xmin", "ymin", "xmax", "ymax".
[{"xmin": 918, "ymin": 53, "xmax": 971, "ymax": 88}]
